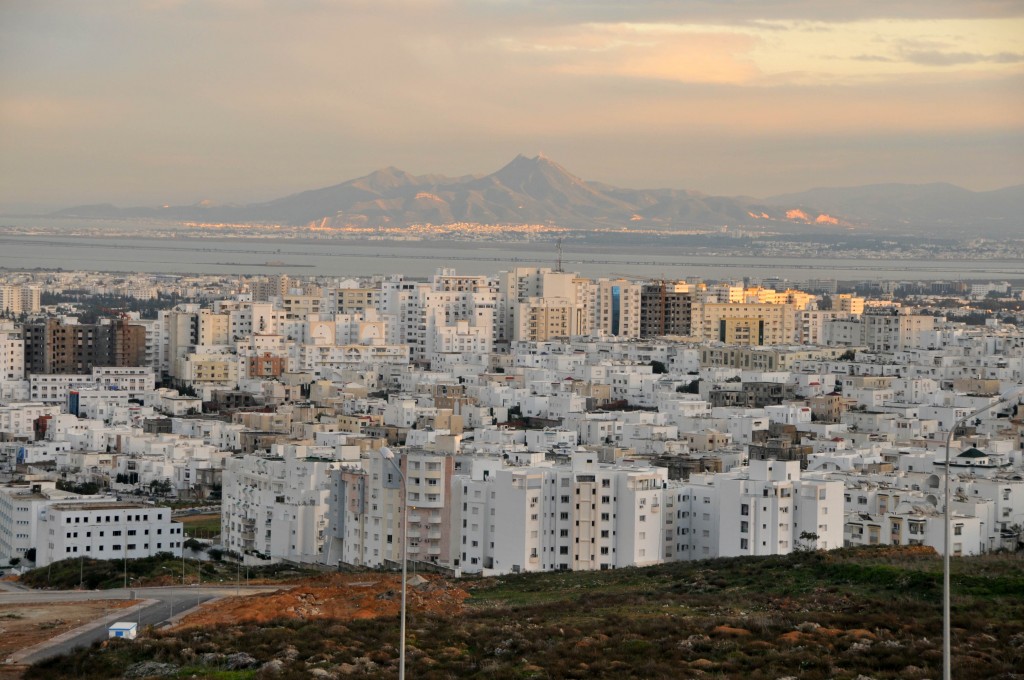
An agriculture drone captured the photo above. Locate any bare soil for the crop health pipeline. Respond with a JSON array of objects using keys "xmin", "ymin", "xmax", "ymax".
[
  {"xmin": 0, "ymin": 600, "xmax": 134, "ymax": 660},
  {"xmin": 174, "ymin": 572, "xmax": 469, "ymax": 629}
]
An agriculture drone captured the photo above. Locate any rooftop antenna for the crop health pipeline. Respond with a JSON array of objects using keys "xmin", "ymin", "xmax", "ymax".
[{"xmin": 556, "ymin": 238, "xmax": 563, "ymax": 273}]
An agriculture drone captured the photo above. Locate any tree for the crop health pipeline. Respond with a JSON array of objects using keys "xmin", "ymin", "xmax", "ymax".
[
  {"xmin": 677, "ymin": 380, "xmax": 700, "ymax": 394},
  {"xmin": 650, "ymin": 360, "xmax": 667, "ymax": 374},
  {"xmin": 798, "ymin": 531, "xmax": 820, "ymax": 551},
  {"xmin": 838, "ymin": 349, "xmax": 857, "ymax": 361},
  {"xmin": 24, "ymin": 548, "xmax": 36, "ymax": 563}
]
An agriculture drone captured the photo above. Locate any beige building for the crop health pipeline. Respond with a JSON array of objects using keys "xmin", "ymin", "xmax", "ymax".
[{"xmin": 699, "ymin": 302, "xmax": 796, "ymax": 345}]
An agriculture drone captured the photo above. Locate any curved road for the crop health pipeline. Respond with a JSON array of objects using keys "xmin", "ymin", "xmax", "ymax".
[{"xmin": 2, "ymin": 584, "xmax": 285, "ymax": 664}]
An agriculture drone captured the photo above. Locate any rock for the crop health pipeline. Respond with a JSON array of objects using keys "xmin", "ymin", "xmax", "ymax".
[
  {"xmin": 710, "ymin": 625, "xmax": 752, "ymax": 637},
  {"xmin": 200, "ymin": 653, "xmax": 224, "ymax": 665},
  {"xmin": 123, "ymin": 661, "xmax": 179, "ymax": 678},
  {"xmin": 309, "ymin": 669, "xmax": 332, "ymax": 678},
  {"xmin": 279, "ymin": 646, "xmax": 300, "ymax": 661},
  {"xmin": 256, "ymin": 659, "xmax": 285, "ymax": 677},
  {"xmin": 796, "ymin": 621, "xmax": 821, "ymax": 633},
  {"xmin": 225, "ymin": 652, "xmax": 260, "ymax": 670}
]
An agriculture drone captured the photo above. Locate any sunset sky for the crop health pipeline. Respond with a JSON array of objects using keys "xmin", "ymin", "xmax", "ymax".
[{"xmin": 1, "ymin": 1, "xmax": 1022, "ymax": 211}]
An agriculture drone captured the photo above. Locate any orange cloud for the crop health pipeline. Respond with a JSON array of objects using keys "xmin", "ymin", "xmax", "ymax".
[
  {"xmin": 815, "ymin": 213, "xmax": 839, "ymax": 224},
  {"xmin": 786, "ymin": 209, "xmax": 809, "ymax": 221}
]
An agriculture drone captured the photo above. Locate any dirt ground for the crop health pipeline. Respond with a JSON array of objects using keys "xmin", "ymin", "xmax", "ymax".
[
  {"xmin": 175, "ymin": 572, "xmax": 469, "ymax": 629},
  {"xmin": 0, "ymin": 599, "xmax": 135, "ymax": 661}
]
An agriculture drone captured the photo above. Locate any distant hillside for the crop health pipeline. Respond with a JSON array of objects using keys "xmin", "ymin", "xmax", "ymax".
[
  {"xmin": 51, "ymin": 156, "xmax": 1024, "ymax": 237},
  {"xmin": 766, "ymin": 182, "xmax": 1024, "ymax": 237}
]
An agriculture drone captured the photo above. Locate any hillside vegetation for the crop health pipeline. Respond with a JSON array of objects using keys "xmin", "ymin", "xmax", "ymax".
[
  {"xmin": 20, "ymin": 554, "xmax": 315, "ymax": 591},
  {"xmin": 26, "ymin": 546, "xmax": 1024, "ymax": 679}
]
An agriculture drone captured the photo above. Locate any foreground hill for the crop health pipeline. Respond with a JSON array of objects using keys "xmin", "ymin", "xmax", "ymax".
[{"xmin": 27, "ymin": 546, "xmax": 1024, "ymax": 679}]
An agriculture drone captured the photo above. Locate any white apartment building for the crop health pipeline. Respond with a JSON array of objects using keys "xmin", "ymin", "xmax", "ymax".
[
  {"xmin": 0, "ymin": 482, "xmax": 67, "ymax": 563},
  {"xmin": 455, "ymin": 450, "xmax": 670, "ymax": 575},
  {"xmin": 595, "ymin": 279, "xmax": 642, "ymax": 339},
  {"xmin": 0, "ymin": 324, "xmax": 25, "ymax": 381},
  {"xmin": 92, "ymin": 366, "xmax": 157, "ymax": 393},
  {"xmin": 0, "ymin": 402, "xmax": 61, "ymax": 438},
  {"xmin": 678, "ymin": 460, "xmax": 843, "ymax": 560},
  {"xmin": 221, "ymin": 447, "xmax": 340, "ymax": 563},
  {"xmin": 35, "ymin": 501, "xmax": 183, "ymax": 566},
  {"xmin": 325, "ymin": 447, "xmax": 456, "ymax": 569}
]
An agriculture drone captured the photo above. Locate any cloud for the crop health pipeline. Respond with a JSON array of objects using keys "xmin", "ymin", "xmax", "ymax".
[
  {"xmin": 902, "ymin": 50, "xmax": 1024, "ymax": 65},
  {"xmin": 851, "ymin": 54, "xmax": 897, "ymax": 62},
  {"xmin": 2, "ymin": 1, "xmax": 1024, "ymax": 206}
]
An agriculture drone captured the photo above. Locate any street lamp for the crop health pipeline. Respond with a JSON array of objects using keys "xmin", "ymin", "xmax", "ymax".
[
  {"xmin": 379, "ymin": 446, "xmax": 408, "ymax": 680},
  {"xmin": 942, "ymin": 385, "xmax": 1023, "ymax": 680}
]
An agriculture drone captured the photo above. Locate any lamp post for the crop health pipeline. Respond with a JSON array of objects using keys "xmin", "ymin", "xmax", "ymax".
[
  {"xmin": 942, "ymin": 386, "xmax": 1023, "ymax": 680},
  {"xmin": 379, "ymin": 446, "xmax": 408, "ymax": 680}
]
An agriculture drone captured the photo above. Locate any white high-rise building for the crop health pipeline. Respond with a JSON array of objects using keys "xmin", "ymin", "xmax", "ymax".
[
  {"xmin": 677, "ymin": 460, "xmax": 843, "ymax": 560},
  {"xmin": 221, "ymin": 446, "xmax": 342, "ymax": 562},
  {"xmin": 454, "ymin": 450, "xmax": 670, "ymax": 575}
]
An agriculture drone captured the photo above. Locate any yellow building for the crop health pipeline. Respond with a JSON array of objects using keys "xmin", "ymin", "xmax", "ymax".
[{"xmin": 699, "ymin": 302, "xmax": 795, "ymax": 345}]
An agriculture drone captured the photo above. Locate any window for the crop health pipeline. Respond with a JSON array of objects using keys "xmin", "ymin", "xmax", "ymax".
[{"xmin": 740, "ymin": 503, "xmax": 749, "ymax": 516}]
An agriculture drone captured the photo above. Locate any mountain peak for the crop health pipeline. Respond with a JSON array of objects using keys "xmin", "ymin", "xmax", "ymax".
[
  {"xmin": 350, "ymin": 166, "xmax": 419, "ymax": 193},
  {"xmin": 492, "ymin": 154, "xmax": 580, "ymax": 187}
]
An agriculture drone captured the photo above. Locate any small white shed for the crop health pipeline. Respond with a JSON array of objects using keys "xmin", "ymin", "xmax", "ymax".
[{"xmin": 108, "ymin": 621, "xmax": 138, "ymax": 640}]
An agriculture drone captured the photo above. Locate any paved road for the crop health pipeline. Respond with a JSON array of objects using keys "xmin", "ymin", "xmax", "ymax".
[{"xmin": 4, "ymin": 584, "xmax": 286, "ymax": 664}]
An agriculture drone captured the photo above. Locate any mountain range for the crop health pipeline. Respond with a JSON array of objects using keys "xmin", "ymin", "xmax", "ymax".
[{"xmin": 52, "ymin": 155, "xmax": 1024, "ymax": 237}]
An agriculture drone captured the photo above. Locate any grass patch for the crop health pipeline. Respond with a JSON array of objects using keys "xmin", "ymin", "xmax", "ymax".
[{"xmin": 180, "ymin": 513, "xmax": 222, "ymax": 539}]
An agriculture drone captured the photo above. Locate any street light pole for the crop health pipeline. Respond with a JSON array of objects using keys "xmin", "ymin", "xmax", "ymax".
[
  {"xmin": 379, "ymin": 447, "xmax": 408, "ymax": 680},
  {"xmin": 942, "ymin": 386, "xmax": 1023, "ymax": 680}
]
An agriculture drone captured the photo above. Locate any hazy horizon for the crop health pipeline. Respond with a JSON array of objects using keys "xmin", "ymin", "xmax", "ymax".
[{"xmin": 2, "ymin": 1, "xmax": 1022, "ymax": 212}]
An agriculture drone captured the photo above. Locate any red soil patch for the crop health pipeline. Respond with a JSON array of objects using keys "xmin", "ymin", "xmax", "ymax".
[{"xmin": 173, "ymin": 572, "xmax": 468, "ymax": 630}]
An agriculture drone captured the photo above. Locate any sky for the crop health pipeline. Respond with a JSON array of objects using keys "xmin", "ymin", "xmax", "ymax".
[{"xmin": 1, "ymin": 0, "xmax": 1022, "ymax": 212}]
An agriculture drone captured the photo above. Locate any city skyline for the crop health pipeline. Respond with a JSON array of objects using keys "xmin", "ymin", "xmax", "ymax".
[{"xmin": 1, "ymin": 1, "xmax": 1022, "ymax": 213}]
